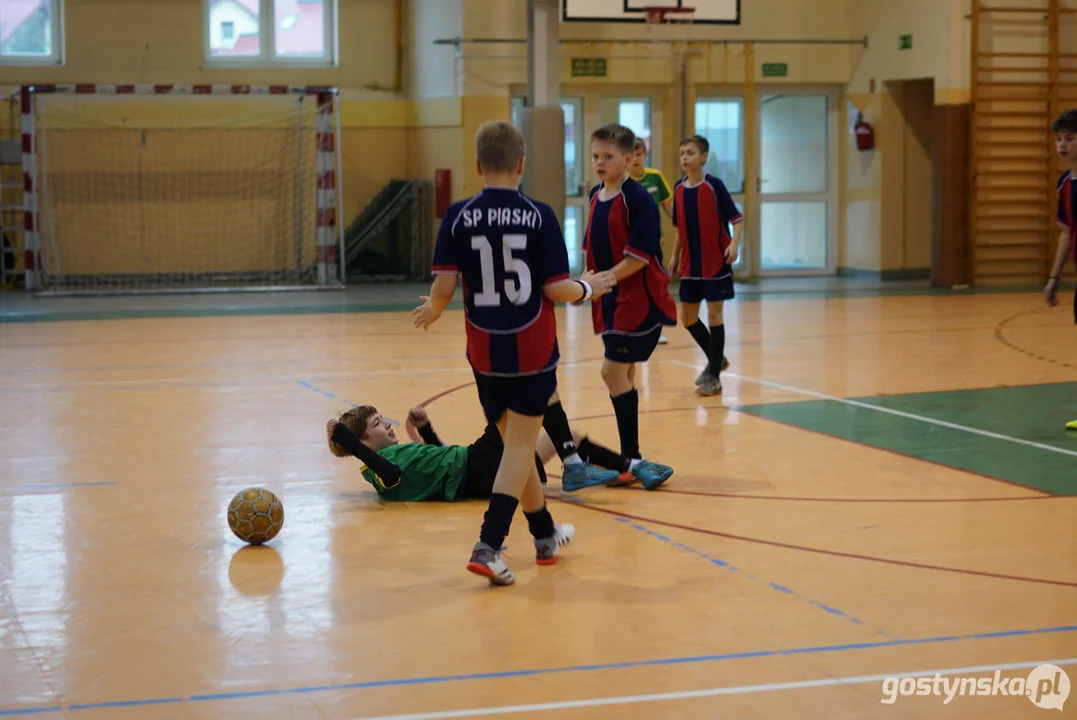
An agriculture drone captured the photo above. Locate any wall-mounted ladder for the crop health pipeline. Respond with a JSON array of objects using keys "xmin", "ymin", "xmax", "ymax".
[
  {"xmin": 0, "ymin": 95, "xmax": 23, "ymax": 290},
  {"xmin": 969, "ymin": 0, "xmax": 1077, "ymax": 286}
]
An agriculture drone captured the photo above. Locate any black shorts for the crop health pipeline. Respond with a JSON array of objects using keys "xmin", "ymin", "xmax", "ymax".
[
  {"xmin": 472, "ymin": 369, "xmax": 557, "ymax": 426},
  {"xmin": 602, "ymin": 326, "xmax": 664, "ymax": 364},
  {"xmin": 460, "ymin": 423, "xmax": 547, "ymax": 499},
  {"xmin": 679, "ymin": 275, "xmax": 735, "ymax": 304}
]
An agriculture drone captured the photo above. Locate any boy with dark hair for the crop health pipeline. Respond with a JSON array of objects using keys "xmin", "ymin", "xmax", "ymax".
[
  {"xmin": 584, "ymin": 123, "xmax": 677, "ymax": 480},
  {"xmin": 1044, "ymin": 108, "xmax": 1077, "ymax": 431},
  {"xmin": 670, "ymin": 134, "xmax": 742, "ymax": 396},
  {"xmin": 412, "ymin": 120, "xmax": 617, "ymax": 585},
  {"xmin": 325, "ymin": 404, "xmax": 665, "ymax": 500}
]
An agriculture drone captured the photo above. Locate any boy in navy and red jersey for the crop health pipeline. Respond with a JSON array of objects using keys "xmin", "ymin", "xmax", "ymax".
[
  {"xmin": 584, "ymin": 123, "xmax": 677, "ymax": 478},
  {"xmin": 413, "ymin": 121, "xmax": 617, "ymax": 585},
  {"xmin": 670, "ymin": 134, "xmax": 743, "ymax": 396},
  {"xmin": 1044, "ymin": 108, "xmax": 1077, "ymax": 431}
]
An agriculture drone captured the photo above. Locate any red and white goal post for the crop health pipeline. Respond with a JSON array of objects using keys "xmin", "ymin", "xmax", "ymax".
[{"xmin": 19, "ymin": 84, "xmax": 344, "ymax": 295}]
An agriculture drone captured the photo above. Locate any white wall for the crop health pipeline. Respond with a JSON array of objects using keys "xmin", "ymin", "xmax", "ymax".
[{"xmin": 408, "ymin": 0, "xmax": 462, "ymax": 98}]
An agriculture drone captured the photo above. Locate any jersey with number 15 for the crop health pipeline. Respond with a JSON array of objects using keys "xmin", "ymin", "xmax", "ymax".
[{"xmin": 431, "ymin": 187, "xmax": 572, "ymax": 377}]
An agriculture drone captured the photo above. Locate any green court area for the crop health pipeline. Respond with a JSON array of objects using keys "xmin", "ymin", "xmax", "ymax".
[{"xmin": 736, "ymin": 383, "xmax": 1077, "ymax": 496}]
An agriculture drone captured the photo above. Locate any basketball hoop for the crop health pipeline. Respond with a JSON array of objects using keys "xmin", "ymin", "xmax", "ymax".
[{"xmin": 642, "ymin": 5, "xmax": 696, "ymax": 24}]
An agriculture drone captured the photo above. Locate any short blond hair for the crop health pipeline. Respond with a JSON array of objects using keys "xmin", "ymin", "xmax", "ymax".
[
  {"xmin": 476, "ymin": 121, "xmax": 526, "ymax": 173},
  {"xmin": 328, "ymin": 405, "xmax": 378, "ymax": 457}
]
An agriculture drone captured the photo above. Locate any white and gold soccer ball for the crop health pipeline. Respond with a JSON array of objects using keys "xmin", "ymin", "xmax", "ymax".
[{"xmin": 227, "ymin": 487, "xmax": 285, "ymax": 545}]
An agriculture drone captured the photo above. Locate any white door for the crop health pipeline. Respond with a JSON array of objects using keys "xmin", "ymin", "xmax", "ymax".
[{"xmin": 753, "ymin": 90, "xmax": 839, "ymax": 275}]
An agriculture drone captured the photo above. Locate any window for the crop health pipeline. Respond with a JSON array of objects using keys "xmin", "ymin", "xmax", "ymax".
[
  {"xmin": 694, "ymin": 99, "xmax": 745, "ymax": 193},
  {"xmin": 0, "ymin": 0, "xmax": 63, "ymax": 65},
  {"xmin": 206, "ymin": 0, "xmax": 335, "ymax": 65}
]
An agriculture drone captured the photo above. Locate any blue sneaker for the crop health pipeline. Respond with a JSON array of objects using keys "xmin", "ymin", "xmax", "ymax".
[
  {"xmin": 561, "ymin": 462, "xmax": 621, "ymax": 492},
  {"xmin": 633, "ymin": 460, "xmax": 673, "ymax": 490}
]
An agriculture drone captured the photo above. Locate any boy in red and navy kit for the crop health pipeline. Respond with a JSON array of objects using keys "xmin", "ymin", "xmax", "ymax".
[
  {"xmin": 584, "ymin": 123, "xmax": 677, "ymax": 482},
  {"xmin": 1044, "ymin": 108, "xmax": 1077, "ymax": 431},
  {"xmin": 414, "ymin": 121, "xmax": 616, "ymax": 585},
  {"xmin": 670, "ymin": 134, "xmax": 743, "ymax": 396}
]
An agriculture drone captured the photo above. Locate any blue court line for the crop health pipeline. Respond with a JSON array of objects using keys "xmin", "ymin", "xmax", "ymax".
[
  {"xmin": 553, "ymin": 490, "xmax": 883, "ymax": 632},
  {"xmin": 610, "ymin": 516, "xmax": 887, "ymax": 635},
  {"xmin": 297, "ymin": 381, "xmax": 401, "ymax": 425},
  {"xmin": 0, "ymin": 481, "xmax": 117, "ymax": 493},
  {"xmin": 1, "ymin": 624, "xmax": 1074, "ymax": 716}
]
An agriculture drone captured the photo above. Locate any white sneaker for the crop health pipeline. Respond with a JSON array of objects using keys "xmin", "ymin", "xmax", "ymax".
[{"xmin": 534, "ymin": 523, "xmax": 576, "ymax": 565}]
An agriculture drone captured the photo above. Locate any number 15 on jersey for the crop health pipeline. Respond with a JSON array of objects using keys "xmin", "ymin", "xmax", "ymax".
[{"xmin": 471, "ymin": 234, "xmax": 532, "ymax": 307}]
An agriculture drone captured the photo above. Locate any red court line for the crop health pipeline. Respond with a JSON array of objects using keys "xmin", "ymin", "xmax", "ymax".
[
  {"xmin": 546, "ymin": 474, "xmax": 1058, "ymax": 505},
  {"xmin": 569, "ymin": 405, "xmax": 722, "ymax": 423},
  {"xmin": 631, "ymin": 487, "xmax": 1060, "ymax": 504},
  {"xmin": 553, "ymin": 499, "xmax": 1077, "ymax": 589},
  {"xmin": 418, "ymin": 373, "xmax": 1076, "ymax": 588},
  {"xmin": 418, "ymin": 381, "xmax": 1060, "ymax": 500}
]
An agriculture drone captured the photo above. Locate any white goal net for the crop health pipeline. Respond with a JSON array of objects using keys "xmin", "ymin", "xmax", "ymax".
[{"xmin": 24, "ymin": 86, "xmax": 342, "ymax": 294}]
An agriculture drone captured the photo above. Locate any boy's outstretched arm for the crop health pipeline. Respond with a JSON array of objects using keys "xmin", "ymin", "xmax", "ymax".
[
  {"xmin": 327, "ymin": 420, "xmax": 404, "ymax": 485},
  {"xmin": 543, "ymin": 270, "xmax": 617, "ymax": 304},
  {"xmin": 414, "ymin": 273, "xmax": 458, "ymax": 330},
  {"xmin": 408, "ymin": 406, "xmax": 445, "ymax": 446}
]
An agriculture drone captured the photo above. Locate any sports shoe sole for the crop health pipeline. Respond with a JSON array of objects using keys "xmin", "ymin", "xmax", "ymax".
[{"xmin": 466, "ymin": 562, "xmax": 514, "ymax": 585}]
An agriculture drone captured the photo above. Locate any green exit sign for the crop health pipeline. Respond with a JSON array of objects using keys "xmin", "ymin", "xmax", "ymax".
[
  {"xmin": 571, "ymin": 57, "xmax": 607, "ymax": 77},
  {"xmin": 899, "ymin": 34, "xmax": 913, "ymax": 50},
  {"xmin": 761, "ymin": 62, "xmax": 788, "ymax": 78}
]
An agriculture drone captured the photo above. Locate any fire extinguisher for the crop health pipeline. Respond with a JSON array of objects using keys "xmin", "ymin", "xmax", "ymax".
[
  {"xmin": 434, "ymin": 169, "xmax": 452, "ymax": 218},
  {"xmin": 854, "ymin": 112, "xmax": 875, "ymax": 152}
]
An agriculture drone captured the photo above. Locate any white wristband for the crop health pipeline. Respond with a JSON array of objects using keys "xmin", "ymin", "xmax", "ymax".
[{"xmin": 578, "ymin": 280, "xmax": 593, "ymax": 302}]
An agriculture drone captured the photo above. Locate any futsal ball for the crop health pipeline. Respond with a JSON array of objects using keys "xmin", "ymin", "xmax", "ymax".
[{"xmin": 227, "ymin": 488, "xmax": 284, "ymax": 545}]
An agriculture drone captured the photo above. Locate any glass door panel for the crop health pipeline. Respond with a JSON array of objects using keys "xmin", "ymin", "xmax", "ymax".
[{"xmin": 757, "ymin": 93, "xmax": 834, "ymax": 273}]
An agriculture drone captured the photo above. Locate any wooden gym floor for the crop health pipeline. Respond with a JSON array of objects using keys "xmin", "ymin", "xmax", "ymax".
[{"xmin": 0, "ymin": 280, "xmax": 1075, "ymax": 719}]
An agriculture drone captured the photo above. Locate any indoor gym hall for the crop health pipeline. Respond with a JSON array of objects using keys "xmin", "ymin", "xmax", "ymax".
[{"xmin": 1, "ymin": 0, "xmax": 1077, "ymax": 718}]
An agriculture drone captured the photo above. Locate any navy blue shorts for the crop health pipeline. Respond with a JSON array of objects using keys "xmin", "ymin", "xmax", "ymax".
[
  {"xmin": 679, "ymin": 275, "xmax": 735, "ymax": 304},
  {"xmin": 602, "ymin": 326, "xmax": 664, "ymax": 364},
  {"xmin": 472, "ymin": 369, "xmax": 557, "ymax": 426}
]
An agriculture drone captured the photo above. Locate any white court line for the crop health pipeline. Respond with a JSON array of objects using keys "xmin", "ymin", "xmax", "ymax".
[
  {"xmin": 663, "ymin": 359, "xmax": 1077, "ymax": 459},
  {"xmin": 352, "ymin": 657, "xmax": 1077, "ymax": 720}
]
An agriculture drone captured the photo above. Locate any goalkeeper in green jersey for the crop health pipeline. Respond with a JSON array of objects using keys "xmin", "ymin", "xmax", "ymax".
[{"xmin": 326, "ymin": 404, "xmax": 672, "ymax": 502}]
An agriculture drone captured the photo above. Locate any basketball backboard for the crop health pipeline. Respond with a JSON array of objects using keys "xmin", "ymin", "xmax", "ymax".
[{"xmin": 561, "ymin": 0, "xmax": 739, "ymax": 24}]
